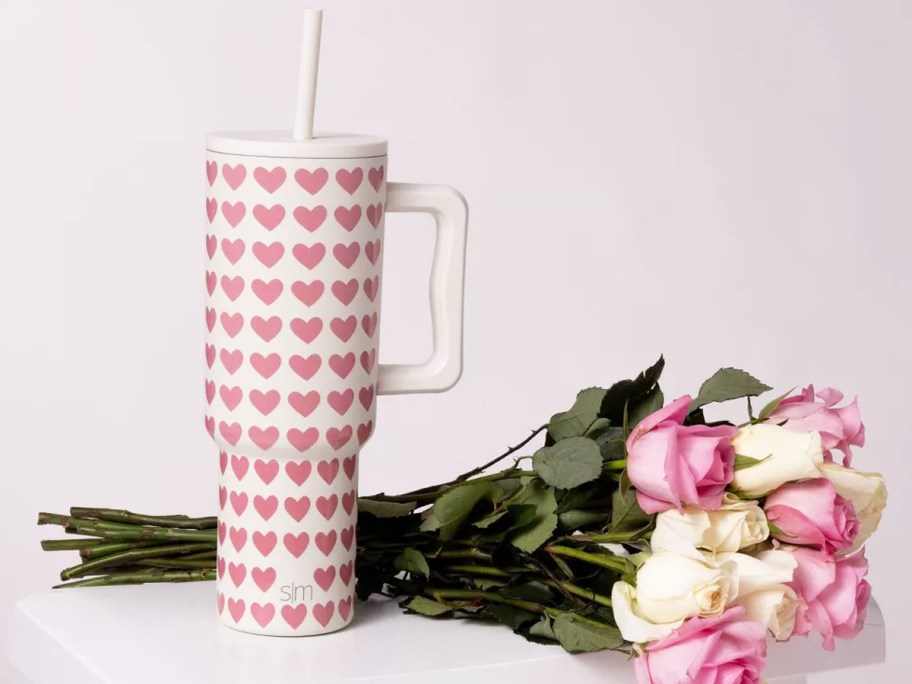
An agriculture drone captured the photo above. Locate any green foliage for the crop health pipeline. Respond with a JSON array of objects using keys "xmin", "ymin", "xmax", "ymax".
[
  {"xmin": 599, "ymin": 356, "xmax": 665, "ymax": 424},
  {"xmin": 420, "ymin": 482, "xmax": 502, "ymax": 540},
  {"xmin": 402, "ymin": 596, "xmax": 454, "ymax": 617},
  {"xmin": 689, "ymin": 368, "xmax": 772, "ymax": 412},
  {"xmin": 532, "ymin": 437, "xmax": 603, "ymax": 490},
  {"xmin": 394, "ymin": 548, "xmax": 430, "ymax": 578},
  {"xmin": 358, "ymin": 499, "xmax": 417, "ymax": 518},
  {"xmin": 552, "ymin": 613, "xmax": 625, "ymax": 652},
  {"xmin": 547, "ymin": 387, "xmax": 607, "ymax": 442}
]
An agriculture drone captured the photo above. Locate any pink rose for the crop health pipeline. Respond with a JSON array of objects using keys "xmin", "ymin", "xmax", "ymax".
[
  {"xmin": 765, "ymin": 479, "xmax": 860, "ymax": 554},
  {"xmin": 626, "ymin": 395, "xmax": 736, "ymax": 514},
  {"xmin": 788, "ymin": 547, "xmax": 871, "ymax": 650},
  {"xmin": 634, "ymin": 607, "xmax": 767, "ymax": 684},
  {"xmin": 767, "ymin": 385, "xmax": 865, "ymax": 465}
]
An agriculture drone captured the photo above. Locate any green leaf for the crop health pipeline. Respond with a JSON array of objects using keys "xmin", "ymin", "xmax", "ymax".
[
  {"xmin": 626, "ymin": 384, "xmax": 664, "ymax": 431},
  {"xmin": 733, "ymin": 454, "xmax": 768, "ymax": 471},
  {"xmin": 394, "ymin": 548, "xmax": 430, "ymax": 578},
  {"xmin": 402, "ymin": 596, "xmax": 453, "ymax": 617},
  {"xmin": 473, "ymin": 510, "xmax": 509, "ymax": 529},
  {"xmin": 420, "ymin": 482, "xmax": 501, "ymax": 540},
  {"xmin": 527, "ymin": 616, "xmax": 557, "ymax": 641},
  {"xmin": 552, "ymin": 613, "xmax": 624, "ymax": 653},
  {"xmin": 547, "ymin": 387, "xmax": 607, "ymax": 442},
  {"xmin": 509, "ymin": 482, "xmax": 559, "ymax": 553},
  {"xmin": 757, "ymin": 387, "xmax": 796, "ymax": 422},
  {"xmin": 499, "ymin": 581, "xmax": 554, "ymax": 603},
  {"xmin": 532, "ymin": 437, "xmax": 603, "ymax": 490},
  {"xmin": 609, "ymin": 485, "xmax": 652, "ymax": 532},
  {"xmin": 558, "ymin": 509, "xmax": 611, "ymax": 531},
  {"xmin": 485, "ymin": 604, "xmax": 540, "ymax": 629},
  {"xmin": 768, "ymin": 521, "xmax": 797, "ymax": 539},
  {"xmin": 689, "ymin": 368, "xmax": 773, "ymax": 412},
  {"xmin": 358, "ymin": 499, "xmax": 417, "ymax": 518},
  {"xmin": 592, "ymin": 425, "xmax": 626, "ymax": 461},
  {"xmin": 599, "ymin": 356, "xmax": 665, "ymax": 423}
]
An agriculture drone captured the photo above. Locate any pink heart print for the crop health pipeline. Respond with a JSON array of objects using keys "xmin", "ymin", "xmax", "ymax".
[
  {"xmin": 254, "ymin": 166, "xmax": 286, "ymax": 193},
  {"xmin": 207, "ymin": 156, "xmax": 386, "ymax": 635}
]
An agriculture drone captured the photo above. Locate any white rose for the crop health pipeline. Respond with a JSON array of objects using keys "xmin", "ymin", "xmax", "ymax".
[
  {"xmin": 820, "ymin": 462, "xmax": 887, "ymax": 552},
  {"xmin": 611, "ymin": 551, "xmax": 740, "ymax": 643},
  {"xmin": 611, "ymin": 580, "xmax": 683, "ymax": 643},
  {"xmin": 731, "ymin": 424, "xmax": 825, "ymax": 496},
  {"xmin": 651, "ymin": 493, "xmax": 769, "ymax": 557},
  {"xmin": 721, "ymin": 550, "xmax": 798, "ymax": 641}
]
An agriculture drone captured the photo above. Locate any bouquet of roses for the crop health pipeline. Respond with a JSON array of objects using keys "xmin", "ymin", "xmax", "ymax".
[{"xmin": 39, "ymin": 359, "xmax": 885, "ymax": 684}]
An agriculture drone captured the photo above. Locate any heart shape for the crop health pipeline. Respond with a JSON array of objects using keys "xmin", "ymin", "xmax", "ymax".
[
  {"xmin": 254, "ymin": 166, "xmax": 286, "ymax": 193},
  {"xmin": 252, "ymin": 278, "xmax": 283, "ymax": 305},
  {"xmin": 368, "ymin": 165, "xmax": 384, "ymax": 191},
  {"xmin": 253, "ymin": 531, "xmax": 277, "ymax": 557},
  {"xmin": 220, "ymin": 275, "xmax": 245, "ymax": 301},
  {"xmin": 227, "ymin": 598, "xmax": 246, "ymax": 623},
  {"xmin": 254, "ymin": 459, "xmax": 279, "ymax": 484},
  {"xmin": 342, "ymin": 490, "xmax": 356, "ymax": 516},
  {"xmin": 294, "ymin": 168, "xmax": 328, "ymax": 194},
  {"xmin": 365, "ymin": 239, "xmax": 382, "ymax": 265},
  {"xmin": 360, "ymin": 349, "xmax": 377, "ymax": 374},
  {"xmin": 251, "ymin": 602, "xmax": 275, "ymax": 628},
  {"xmin": 359, "ymin": 386, "xmax": 374, "ymax": 410},
  {"xmin": 341, "ymin": 525, "xmax": 355, "ymax": 551},
  {"xmin": 253, "ymin": 204, "xmax": 286, "ymax": 231},
  {"xmin": 363, "ymin": 276, "xmax": 380, "ymax": 301},
  {"xmin": 220, "ymin": 349, "xmax": 243, "ymax": 374},
  {"xmin": 284, "ymin": 496, "xmax": 311, "ymax": 522},
  {"xmin": 334, "ymin": 205, "xmax": 362, "ymax": 231},
  {"xmin": 206, "ymin": 161, "xmax": 218, "ymax": 186},
  {"xmin": 357, "ymin": 421, "xmax": 373, "ymax": 445},
  {"xmin": 317, "ymin": 459, "xmax": 340, "ymax": 485},
  {"xmin": 285, "ymin": 460, "xmax": 312, "ymax": 486},
  {"xmin": 343, "ymin": 456, "xmax": 357, "ymax": 480},
  {"xmin": 230, "ymin": 455, "xmax": 249, "ymax": 480},
  {"xmin": 205, "ymin": 344, "xmax": 216, "ymax": 369},
  {"xmin": 326, "ymin": 426, "xmax": 352, "ymax": 451},
  {"xmin": 249, "ymin": 426, "xmax": 280, "ymax": 451},
  {"xmin": 252, "ymin": 567, "xmax": 277, "ymax": 592},
  {"xmin": 250, "ymin": 353, "xmax": 280, "ymax": 379},
  {"xmin": 292, "ymin": 243, "xmax": 326, "ymax": 269},
  {"xmin": 329, "ymin": 353, "xmax": 355, "ymax": 379},
  {"xmin": 250, "ymin": 390, "xmax": 280, "ymax": 415},
  {"xmin": 315, "ymin": 530, "xmax": 337, "ymax": 556},
  {"xmin": 229, "ymin": 491, "xmax": 248, "ymax": 516},
  {"xmin": 291, "ymin": 280, "xmax": 324, "ymax": 307},
  {"xmin": 288, "ymin": 427, "xmax": 320, "ymax": 452},
  {"xmin": 313, "ymin": 601, "xmax": 335, "ymax": 627},
  {"xmin": 282, "ymin": 604, "xmax": 307, "ymax": 629},
  {"xmin": 313, "ymin": 566, "xmax": 336, "ymax": 592},
  {"xmin": 219, "ymin": 421, "xmax": 242, "ymax": 446},
  {"xmin": 290, "ymin": 354, "xmax": 321, "ymax": 380},
  {"xmin": 336, "ymin": 168, "xmax": 364, "ymax": 194},
  {"xmin": 251, "ymin": 316, "xmax": 282, "ymax": 342},
  {"xmin": 222, "ymin": 163, "xmax": 246, "ymax": 190},
  {"xmin": 332, "ymin": 242, "xmax": 361, "ymax": 269},
  {"xmin": 219, "ymin": 313, "xmax": 244, "ymax": 338},
  {"xmin": 253, "ymin": 494, "xmax": 278, "ymax": 521},
  {"xmin": 339, "ymin": 597, "xmax": 353, "ymax": 621},
  {"xmin": 288, "ymin": 390, "xmax": 320, "ymax": 418},
  {"xmin": 330, "ymin": 316, "xmax": 357, "ymax": 343},
  {"xmin": 339, "ymin": 562, "xmax": 353, "ymax": 586},
  {"xmin": 316, "ymin": 494, "xmax": 339, "ymax": 520},
  {"xmin": 221, "ymin": 238, "xmax": 246, "ymax": 264},
  {"xmin": 221, "ymin": 201, "xmax": 246, "ymax": 227},
  {"xmin": 252, "ymin": 241, "xmax": 284, "ymax": 267},
  {"xmin": 205, "ymin": 380, "xmax": 215, "ymax": 405},
  {"xmin": 328, "ymin": 390, "xmax": 354, "ymax": 416},
  {"xmin": 229, "ymin": 526, "xmax": 247, "ymax": 552},
  {"xmin": 283, "ymin": 532, "xmax": 310, "ymax": 558},
  {"xmin": 228, "ymin": 561, "xmax": 246, "ymax": 588},
  {"xmin": 366, "ymin": 203, "xmax": 383, "ymax": 228},
  {"xmin": 206, "ymin": 198, "xmax": 217, "ymax": 223},
  {"xmin": 331, "ymin": 279, "xmax": 359, "ymax": 305},
  {"xmin": 293, "ymin": 205, "xmax": 328, "ymax": 232},
  {"xmin": 290, "ymin": 317, "xmax": 323, "ymax": 343}
]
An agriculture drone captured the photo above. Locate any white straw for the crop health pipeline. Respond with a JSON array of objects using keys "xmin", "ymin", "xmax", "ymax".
[{"xmin": 293, "ymin": 9, "xmax": 323, "ymax": 140}]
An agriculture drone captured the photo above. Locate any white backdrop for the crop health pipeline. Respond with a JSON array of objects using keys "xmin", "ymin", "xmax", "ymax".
[{"xmin": 1, "ymin": 1, "xmax": 909, "ymax": 681}]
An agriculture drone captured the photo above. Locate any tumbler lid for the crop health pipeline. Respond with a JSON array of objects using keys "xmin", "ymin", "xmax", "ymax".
[{"xmin": 207, "ymin": 131, "xmax": 388, "ymax": 159}]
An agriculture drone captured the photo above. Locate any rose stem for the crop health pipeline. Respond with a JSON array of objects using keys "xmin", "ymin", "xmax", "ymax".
[
  {"xmin": 544, "ymin": 580, "xmax": 613, "ymax": 607},
  {"xmin": 69, "ymin": 508, "xmax": 217, "ymax": 530},
  {"xmin": 545, "ymin": 545, "xmax": 628, "ymax": 573},
  {"xmin": 424, "ymin": 588, "xmax": 545, "ymax": 614},
  {"xmin": 54, "ymin": 569, "xmax": 216, "ymax": 589},
  {"xmin": 60, "ymin": 542, "xmax": 216, "ymax": 580}
]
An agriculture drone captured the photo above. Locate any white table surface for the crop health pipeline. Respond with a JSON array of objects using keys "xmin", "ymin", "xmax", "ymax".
[{"xmin": 7, "ymin": 583, "xmax": 884, "ymax": 684}]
